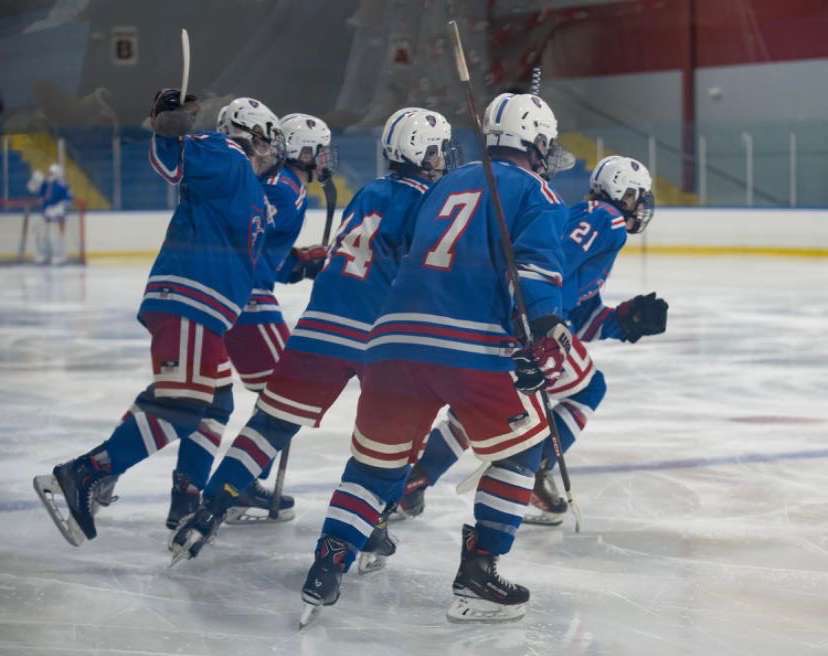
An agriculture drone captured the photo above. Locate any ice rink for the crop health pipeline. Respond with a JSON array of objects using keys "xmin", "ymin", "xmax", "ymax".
[{"xmin": 1, "ymin": 254, "xmax": 827, "ymax": 656}]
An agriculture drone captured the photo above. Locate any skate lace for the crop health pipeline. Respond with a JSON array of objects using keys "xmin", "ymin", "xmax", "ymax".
[{"xmin": 487, "ymin": 557, "xmax": 517, "ymax": 592}]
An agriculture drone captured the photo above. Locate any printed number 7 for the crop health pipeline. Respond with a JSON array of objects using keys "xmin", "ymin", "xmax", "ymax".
[{"xmin": 424, "ymin": 191, "xmax": 482, "ymax": 270}]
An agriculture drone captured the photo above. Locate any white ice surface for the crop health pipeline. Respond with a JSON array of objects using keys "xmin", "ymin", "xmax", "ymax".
[{"xmin": 1, "ymin": 254, "xmax": 827, "ymax": 656}]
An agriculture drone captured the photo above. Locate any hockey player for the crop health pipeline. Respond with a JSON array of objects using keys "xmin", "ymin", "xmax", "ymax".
[
  {"xmin": 165, "ymin": 107, "xmax": 334, "ymax": 529},
  {"xmin": 300, "ymin": 93, "xmax": 572, "ymax": 625},
  {"xmin": 169, "ymin": 107, "xmax": 454, "ymax": 563},
  {"xmin": 33, "ymin": 90, "xmax": 281, "ymax": 547},
  {"xmin": 27, "ymin": 163, "xmax": 72, "ymax": 265},
  {"xmin": 396, "ymin": 155, "xmax": 668, "ymax": 525}
]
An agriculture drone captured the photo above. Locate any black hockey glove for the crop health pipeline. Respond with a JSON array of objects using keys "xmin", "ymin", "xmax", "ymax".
[
  {"xmin": 150, "ymin": 88, "xmax": 198, "ymax": 137},
  {"xmin": 616, "ymin": 292, "xmax": 668, "ymax": 343},
  {"xmin": 284, "ymin": 245, "xmax": 328, "ymax": 284},
  {"xmin": 511, "ymin": 316, "xmax": 572, "ymax": 394}
]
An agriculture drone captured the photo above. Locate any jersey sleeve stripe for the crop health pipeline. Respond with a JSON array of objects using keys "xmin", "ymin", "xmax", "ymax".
[
  {"xmin": 397, "ymin": 178, "xmax": 428, "ymax": 193},
  {"xmin": 374, "ymin": 312, "xmax": 506, "ymax": 334},
  {"xmin": 148, "ymin": 135, "xmax": 183, "ymax": 183}
]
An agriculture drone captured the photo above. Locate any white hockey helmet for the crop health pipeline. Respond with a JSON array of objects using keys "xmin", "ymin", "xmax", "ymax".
[
  {"xmin": 279, "ymin": 113, "xmax": 336, "ymax": 182},
  {"xmin": 47, "ymin": 163, "xmax": 64, "ymax": 180},
  {"xmin": 384, "ymin": 108, "xmax": 455, "ymax": 176},
  {"xmin": 483, "ymin": 93, "xmax": 573, "ymax": 177},
  {"xmin": 222, "ymin": 97, "xmax": 285, "ymax": 174},
  {"xmin": 590, "ymin": 155, "xmax": 655, "ymax": 233},
  {"xmin": 381, "ymin": 107, "xmax": 418, "ymax": 161}
]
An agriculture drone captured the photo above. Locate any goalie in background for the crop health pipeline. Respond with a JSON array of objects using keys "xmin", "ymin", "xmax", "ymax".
[{"xmin": 27, "ymin": 163, "xmax": 72, "ymax": 265}]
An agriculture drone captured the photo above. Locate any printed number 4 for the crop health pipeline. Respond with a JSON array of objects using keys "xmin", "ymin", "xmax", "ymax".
[
  {"xmin": 335, "ymin": 211, "xmax": 383, "ymax": 279},
  {"xmin": 570, "ymin": 221, "xmax": 598, "ymax": 252},
  {"xmin": 424, "ymin": 191, "xmax": 482, "ymax": 269}
]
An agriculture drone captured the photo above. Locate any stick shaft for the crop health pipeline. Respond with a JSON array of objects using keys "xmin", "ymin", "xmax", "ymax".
[
  {"xmin": 447, "ymin": 20, "xmax": 576, "ymax": 501},
  {"xmin": 180, "ymin": 29, "xmax": 190, "ymax": 99}
]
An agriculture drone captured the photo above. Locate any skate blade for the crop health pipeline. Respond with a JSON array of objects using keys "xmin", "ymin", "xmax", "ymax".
[
  {"xmin": 299, "ymin": 601, "xmax": 322, "ymax": 629},
  {"xmin": 224, "ymin": 506, "xmax": 296, "ymax": 525},
  {"xmin": 523, "ymin": 511, "xmax": 565, "ymax": 526},
  {"xmin": 446, "ymin": 596, "xmax": 527, "ymax": 623},
  {"xmin": 33, "ymin": 474, "xmax": 85, "ymax": 547},
  {"xmin": 357, "ymin": 551, "xmax": 386, "ymax": 575},
  {"xmin": 168, "ymin": 531, "xmax": 200, "ymax": 567}
]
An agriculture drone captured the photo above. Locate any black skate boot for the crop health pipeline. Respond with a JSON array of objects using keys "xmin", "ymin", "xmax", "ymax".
[
  {"xmin": 165, "ymin": 470, "xmax": 201, "ymax": 530},
  {"xmin": 299, "ymin": 535, "xmax": 351, "ymax": 628},
  {"xmin": 390, "ymin": 463, "xmax": 428, "ymax": 521},
  {"xmin": 224, "ymin": 479, "xmax": 295, "ymax": 525},
  {"xmin": 33, "ymin": 449, "xmax": 114, "ymax": 546},
  {"xmin": 92, "ymin": 475, "xmax": 120, "ymax": 513},
  {"xmin": 357, "ymin": 509, "xmax": 398, "ymax": 574},
  {"xmin": 523, "ymin": 463, "xmax": 567, "ymax": 526},
  {"xmin": 168, "ymin": 488, "xmax": 235, "ymax": 566},
  {"xmin": 447, "ymin": 524, "xmax": 529, "ymax": 623}
]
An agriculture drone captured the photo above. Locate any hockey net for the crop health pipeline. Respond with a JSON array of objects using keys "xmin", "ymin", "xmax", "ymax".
[{"xmin": 0, "ymin": 198, "xmax": 87, "ymax": 265}]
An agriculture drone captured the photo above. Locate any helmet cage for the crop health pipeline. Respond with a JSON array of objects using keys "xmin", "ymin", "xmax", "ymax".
[{"xmin": 625, "ymin": 189, "xmax": 655, "ymax": 234}]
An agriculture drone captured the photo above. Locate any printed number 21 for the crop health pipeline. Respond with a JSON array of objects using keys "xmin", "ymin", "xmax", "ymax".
[
  {"xmin": 424, "ymin": 191, "xmax": 482, "ymax": 269},
  {"xmin": 570, "ymin": 221, "xmax": 598, "ymax": 252}
]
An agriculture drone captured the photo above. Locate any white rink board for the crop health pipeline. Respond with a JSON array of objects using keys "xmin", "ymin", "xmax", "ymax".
[
  {"xmin": 81, "ymin": 207, "xmax": 828, "ymax": 258},
  {"xmin": 1, "ymin": 255, "xmax": 827, "ymax": 655}
]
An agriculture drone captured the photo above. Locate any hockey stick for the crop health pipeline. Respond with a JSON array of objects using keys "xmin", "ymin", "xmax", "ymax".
[
  {"xmin": 180, "ymin": 29, "xmax": 190, "ymax": 99},
  {"xmin": 321, "ymin": 176, "xmax": 338, "ymax": 245},
  {"xmin": 448, "ymin": 20, "xmax": 581, "ymax": 532}
]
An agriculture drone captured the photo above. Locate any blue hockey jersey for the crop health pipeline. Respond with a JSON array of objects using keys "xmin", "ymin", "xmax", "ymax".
[
  {"xmin": 562, "ymin": 200, "xmax": 629, "ymax": 341},
  {"xmin": 235, "ymin": 166, "xmax": 308, "ymax": 327},
  {"xmin": 287, "ymin": 173, "xmax": 431, "ymax": 361},
  {"xmin": 140, "ymin": 132, "xmax": 271, "ymax": 336},
  {"xmin": 38, "ymin": 179, "xmax": 72, "ymax": 218},
  {"xmin": 366, "ymin": 159, "xmax": 568, "ymax": 372}
]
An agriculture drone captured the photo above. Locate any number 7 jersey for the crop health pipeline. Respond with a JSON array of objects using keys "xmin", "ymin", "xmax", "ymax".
[
  {"xmin": 285, "ymin": 173, "xmax": 432, "ymax": 361},
  {"xmin": 367, "ymin": 159, "xmax": 569, "ymax": 372}
]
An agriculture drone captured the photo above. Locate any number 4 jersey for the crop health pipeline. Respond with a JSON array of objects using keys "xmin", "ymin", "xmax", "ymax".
[
  {"xmin": 284, "ymin": 173, "xmax": 433, "ymax": 361},
  {"xmin": 367, "ymin": 159, "xmax": 569, "ymax": 373}
]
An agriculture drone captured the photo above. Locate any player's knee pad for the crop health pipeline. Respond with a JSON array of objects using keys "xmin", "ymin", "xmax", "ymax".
[
  {"xmin": 133, "ymin": 385, "xmax": 208, "ymax": 437},
  {"xmin": 491, "ymin": 440, "xmax": 544, "ymax": 478},
  {"xmin": 204, "ymin": 384, "xmax": 234, "ymax": 425},
  {"xmin": 246, "ymin": 409, "xmax": 301, "ymax": 452}
]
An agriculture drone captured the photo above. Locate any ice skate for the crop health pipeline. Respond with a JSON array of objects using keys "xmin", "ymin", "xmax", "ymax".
[
  {"xmin": 92, "ymin": 474, "xmax": 119, "ymax": 515},
  {"xmin": 523, "ymin": 465, "xmax": 567, "ymax": 526},
  {"xmin": 165, "ymin": 470, "xmax": 201, "ymax": 530},
  {"xmin": 299, "ymin": 535, "xmax": 349, "ymax": 628},
  {"xmin": 33, "ymin": 451, "xmax": 113, "ymax": 546},
  {"xmin": 447, "ymin": 524, "xmax": 529, "ymax": 623},
  {"xmin": 389, "ymin": 463, "xmax": 428, "ymax": 522},
  {"xmin": 357, "ymin": 513, "xmax": 397, "ymax": 574},
  {"xmin": 168, "ymin": 493, "xmax": 231, "ymax": 566},
  {"xmin": 224, "ymin": 479, "xmax": 295, "ymax": 525}
]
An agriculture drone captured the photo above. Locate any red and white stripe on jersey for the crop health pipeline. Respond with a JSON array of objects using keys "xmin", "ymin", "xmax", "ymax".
[
  {"xmin": 143, "ymin": 275, "xmax": 242, "ymax": 331},
  {"xmin": 552, "ymin": 398, "xmax": 594, "ymax": 440},
  {"xmin": 126, "ymin": 404, "xmax": 179, "ymax": 456},
  {"xmin": 151, "ymin": 316, "xmax": 231, "ymax": 403},
  {"xmin": 243, "ymin": 289, "xmax": 282, "ymax": 315},
  {"xmin": 224, "ymin": 426, "xmax": 278, "ymax": 478},
  {"xmin": 397, "ymin": 177, "xmax": 429, "ymax": 194},
  {"xmin": 475, "ymin": 464, "xmax": 535, "ymax": 518},
  {"xmin": 291, "ymin": 310, "xmax": 373, "ymax": 351},
  {"xmin": 186, "ymin": 417, "xmax": 224, "ymax": 459},
  {"xmin": 224, "ymin": 138, "xmax": 248, "ymax": 157},
  {"xmin": 576, "ymin": 304, "xmax": 613, "ymax": 342},
  {"xmin": 325, "ymin": 481, "xmax": 384, "ymax": 539},
  {"xmin": 148, "ymin": 135, "xmax": 182, "ymax": 184},
  {"xmin": 257, "ymin": 387, "xmax": 324, "ymax": 427},
  {"xmin": 545, "ymin": 335, "xmax": 595, "ymax": 399},
  {"xmin": 368, "ymin": 312, "xmax": 514, "ymax": 358},
  {"xmin": 523, "ymin": 167, "xmax": 563, "ymax": 205},
  {"xmin": 438, "ymin": 415, "xmax": 470, "ymax": 459},
  {"xmin": 453, "ymin": 390, "xmax": 548, "ymax": 460},
  {"xmin": 351, "ymin": 425, "xmax": 414, "ymax": 468},
  {"xmin": 294, "ymin": 186, "xmax": 307, "ymax": 210},
  {"xmin": 516, "ymin": 262, "xmax": 563, "ymax": 285},
  {"xmin": 611, "ymin": 216, "xmax": 626, "ymax": 230}
]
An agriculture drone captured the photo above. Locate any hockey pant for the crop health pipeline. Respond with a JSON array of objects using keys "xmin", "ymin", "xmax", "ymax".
[
  {"xmin": 93, "ymin": 313, "xmax": 232, "ymax": 476},
  {"xmin": 173, "ymin": 316, "xmax": 290, "ymax": 488},
  {"xmin": 203, "ymin": 349, "xmax": 362, "ymax": 500},
  {"xmin": 415, "ymin": 336, "xmax": 605, "ymax": 487},
  {"xmin": 318, "ymin": 359, "xmax": 549, "ymax": 565},
  {"xmin": 33, "ymin": 213, "xmax": 66, "ymax": 264}
]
